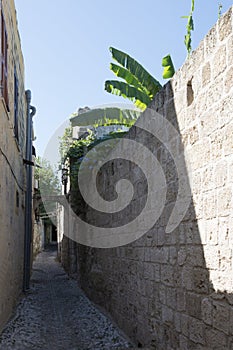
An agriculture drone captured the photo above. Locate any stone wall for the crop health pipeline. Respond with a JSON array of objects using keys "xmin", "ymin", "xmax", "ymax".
[
  {"xmin": 68, "ymin": 7, "xmax": 233, "ymax": 349},
  {"xmin": 0, "ymin": 0, "xmax": 27, "ymax": 331},
  {"xmin": 33, "ymin": 218, "xmax": 43, "ymax": 258}
]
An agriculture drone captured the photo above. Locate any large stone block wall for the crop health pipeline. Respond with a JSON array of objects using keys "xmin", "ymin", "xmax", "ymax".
[
  {"xmin": 0, "ymin": 0, "xmax": 27, "ymax": 331},
  {"xmin": 69, "ymin": 7, "xmax": 233, "ymax": 349}
]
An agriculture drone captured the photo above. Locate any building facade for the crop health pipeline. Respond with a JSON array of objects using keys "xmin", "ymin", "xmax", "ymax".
[{"xmin": 0, "ymin": 0, "xmax": 32, "ymax": 331}]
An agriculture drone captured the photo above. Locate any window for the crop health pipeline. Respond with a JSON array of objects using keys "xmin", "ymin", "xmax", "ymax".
[
  {"xmin": 1, "ymin": 12, "xmax": 9, "ymax": 111},
  {"xmin": 14, "ymin": 68, "xmax": 19, "ymax": 140}
]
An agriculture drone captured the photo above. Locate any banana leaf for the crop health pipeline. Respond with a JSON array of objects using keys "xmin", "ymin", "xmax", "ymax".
[
  {"xmin": 110, "ymin": 63, "xmax": 150, "ymax": 96},
  {"xmin": 70, "ymin": 106, "xmax": 141, "ymax": 127},
  {"xmin": 110, "ymin": 47, "xmax": 162, "ymax": 97},
  {"xmin": 105, "ymin": 80, "xmax": 151, "ymax": 110},
  {"xmin": 162, "ymin": 54, "xmax": 175, "ymax": 79}
]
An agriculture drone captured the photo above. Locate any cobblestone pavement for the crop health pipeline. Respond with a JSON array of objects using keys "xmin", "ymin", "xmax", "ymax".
[{"xmin": 0, "ymin": 248, "xmax": 134, "ymax": 350}]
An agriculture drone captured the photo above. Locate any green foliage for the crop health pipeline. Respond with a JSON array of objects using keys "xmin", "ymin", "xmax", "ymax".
[
  {"xmin": 162, "ymin": 55, "xmax": 175, "ymax": 79},
  {"xmin": 70, "ymin": 107, "xmax": 140, "ymax": 128},
  {"xmin": 105, "ymin": 47, "xmax": 175, "ymax": 110},
  {"xmin": 110, "ymin": 47, "xmax": 162, "ymax": 97},
  {"xmin": 105, "ymin": 80, "xmax": 151, "ymax": 110},
  {"xmin": 59, "ymin": 125, "xmax": 73, "ymax": 163},
  {"xmin": 182, "ymin": 0, "xmax": 195, "ymax": 56},
  {"xmin": 218, "ymin": 3, "xmax": 223, "ymax": 19},
  {"xmin": 66, "ymin": 130, "xmax": 96, "ymax": 160},
  {"xmin": 68, "ymin": 130, "xmax": 127, "ymax": 187},
  {"xmin": 35, "ymin": 157, "xmax": 61, "ymax": 220},
  {"xmin": 105, "ymin": 47, "xmax": 162, "ymax": 110}
]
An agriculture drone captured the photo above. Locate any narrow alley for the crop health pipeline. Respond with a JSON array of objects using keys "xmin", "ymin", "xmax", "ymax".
[{"xmin": 0, "ymin": 247, "xmax": 133, "ymax": 350}]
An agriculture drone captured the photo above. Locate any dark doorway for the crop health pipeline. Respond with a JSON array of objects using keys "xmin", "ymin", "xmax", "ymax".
[{"xmin": 51, "ymin": 225, "xmax": 57, "ymax": 243}]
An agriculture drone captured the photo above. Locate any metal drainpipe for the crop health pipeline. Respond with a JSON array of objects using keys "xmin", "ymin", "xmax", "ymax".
[{"xmin": 23, "ymin": 90, "xmax": 36, "ymax": 291}]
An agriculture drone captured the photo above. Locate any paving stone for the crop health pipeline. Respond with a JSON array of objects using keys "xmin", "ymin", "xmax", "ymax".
[{"xmin": 0, "ymin": 248, "xmax": 133, "ymax": 350}]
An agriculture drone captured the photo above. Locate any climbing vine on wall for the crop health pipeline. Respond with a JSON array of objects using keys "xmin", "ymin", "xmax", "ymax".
[
  {"xmin": 68, "ymin": 130, "xmax": 128, "ymax": 187},
  {"xmin": 59, "ymin": 125, "xmax": 73, "ymax": 164}
]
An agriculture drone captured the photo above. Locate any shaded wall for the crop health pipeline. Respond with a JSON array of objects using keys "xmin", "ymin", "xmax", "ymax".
[{"xmin": 68, "ymin": 7, "xmax": 233, "ymax": 349}]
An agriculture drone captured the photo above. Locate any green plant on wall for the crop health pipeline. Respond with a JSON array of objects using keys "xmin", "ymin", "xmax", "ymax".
[
  {"xmin": 65, "ymin": 130, "xmax": 127, "ymax": 187},
  {"xmin": 59, "ymin": 125, "xmax": 73, "ymax": 164},
  {"xmin": 218, "ymin": 3, "xmax": 223, "ymax": 19},
  {"xmin": 35, "ymin": 157, "xmax": 61, "ymax": 221},
  {"xmin": 182, "ymin": 0, "xmax": 195, "ymax": 56},
  {"xmin": 105, "ymin": 47, "xmax": 175, "ymax": 111}
]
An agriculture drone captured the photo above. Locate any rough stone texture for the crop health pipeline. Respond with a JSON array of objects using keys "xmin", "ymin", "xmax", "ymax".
[
  {"xmin": 0, "ymin": 0, "xmax": 27, "ymax": 332},
  {"xmin": 0, "ymin": 248, "xmax": 134, "ymax": 350},
  {"xmin": 33, "ymin": 218, "xmax": 43, "ymax": 258},
  {"xmin": 64, "ymin": 6, "xmax": 233, "ymax": 349}
]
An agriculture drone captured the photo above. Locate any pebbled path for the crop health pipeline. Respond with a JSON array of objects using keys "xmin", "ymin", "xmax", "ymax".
[{"xmin": 0, "ymin": 247, "xmax": 133, "ymax": 350}]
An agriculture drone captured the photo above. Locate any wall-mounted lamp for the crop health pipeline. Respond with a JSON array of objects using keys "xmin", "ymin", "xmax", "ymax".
[
  {"xmin": 61, "ymin": 167, "xmax": 68, "ymax": 183},
  {"xmin": 61, "ymin": 167, "xmax": 68, "ymax": 194}
]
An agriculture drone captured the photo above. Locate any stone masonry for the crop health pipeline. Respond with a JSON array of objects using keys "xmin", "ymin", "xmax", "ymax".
[
  {"xmin": 0, "ymin": 0, "xmax": 28, "ymax": 332},
  {"xmin": 65, "ymin": 6, "xmax": 233, "ymax": 349}
]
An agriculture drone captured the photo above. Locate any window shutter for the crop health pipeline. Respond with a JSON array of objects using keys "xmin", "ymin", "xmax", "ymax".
[{"xmin": 1, "ymin": 12, "xmax": 9, "ymax": 111}]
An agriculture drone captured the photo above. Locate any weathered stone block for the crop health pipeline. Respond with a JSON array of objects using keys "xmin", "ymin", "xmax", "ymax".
[
  {"xmin": 202, "ymin": 191, "xmax": 217, "ymax": 220},
  {"xmin": 159, "ymin": 284, "xmax": 166, "ymax": 305},
  {"xmin": 205, "ymin": 328, "xmax": 227, "ymax": 348},
  {"xmin": 205, "ymin": 218, "xmax": 218, "ymax": 245},
  {"xmin": 154, "ymin": 263, "xmax": 160, "ymax": 282},
  {"xmin": 205, "ymin": 26, "xmax": 218, "ymax": 57},
  {"xmin": 218, "ymin": 7, "xmax": 232, "ymax": 41},
  {"xmin": 193, "ymin": 268, "xmax": 210, "ymax": 294},
  {"xmin": 202, "ymin": 297, "xmax": 213, "ymax": 325},
  {"xmin": 218, "ymin": 246, "xmax": 232, "ymax": 272},
  {"xmin": 223, "ymin": 122, "xmax": 233, "ymax": 156},
  {"xmin": 214, "ymin": 160, "xmax": 228, "ymax": 188},
  {"xmin": 217, "ymin": 186, "xmax": 232, "ymax": 216},
  {"xmin": 166, "ymin": 287, "xmax": 177, "ymax": 310},
  {"xmin": 187, "ymin": 246, "xmax": 205, "ymax": 267},
  {"xmin": 186, "ymin": 292, "xmax": 202, "ymax": 319},
  {"xmin": 179, "ymin": 334, "xmax": 189, "ymax": 350},
  {"xmin": 225, "ymin": 66, "xmax": 233, "ymax": 93},
  {"xmin": 174, "ymin": 311, "xmax": 181, "ymax": 333},
  {"xmin": 229, "ymin": 307, "xmax": 233, "ymax": 335},
  {"xmin": 143, "ymin": 262, "xmax": 154, "ymax": 280},
  {"xmin": 180, "ymin": 313, "xmax": 190, "ymax": 337},
  {"xmin": 202, "ymin": 62, "xmax": 211, "ymax": 87},
  {"xmin": 150, "ymin": 247, "xmax": 169, "ymax": 264},
  {"xmin": 227, "ymin": 34, "xmax": 233, "ymax": 65},
  {"xmin": 189, "ymin": 317, "xmax": 205, "ymax": 344},
  {"xmin": 210, "ymin": 129, "xmax": 224, "ymax": 160},
  {"xmin": 212, "ymin": 301, "xmax": 230, "ymax": 334},
  {"xmin": 161, "ymin": 305, "xmax": 174, "ymax": 323},
  {"xmin": 161, "ymin": 265, "xmax": 175, "ymax": 287}
]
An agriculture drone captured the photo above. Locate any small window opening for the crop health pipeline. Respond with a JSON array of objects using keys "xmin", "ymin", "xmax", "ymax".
[{"xmin": 187, "ymin": 78, "xmax": 194, "ymax": 106}]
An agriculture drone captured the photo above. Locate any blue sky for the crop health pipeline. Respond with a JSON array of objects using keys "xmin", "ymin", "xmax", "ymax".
[{"xmin": 14, "ymin": 0, "xmax": 233, "ymax": 157}]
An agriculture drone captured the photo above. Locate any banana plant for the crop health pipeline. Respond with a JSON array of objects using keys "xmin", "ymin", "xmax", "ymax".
[
  {"xmin": 182, "ymin": 0, "xmax": 195, "ymax": 55},
  {"xmin": 105, "ymin": 47, "xmax": 175, "ymax": 111}
]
